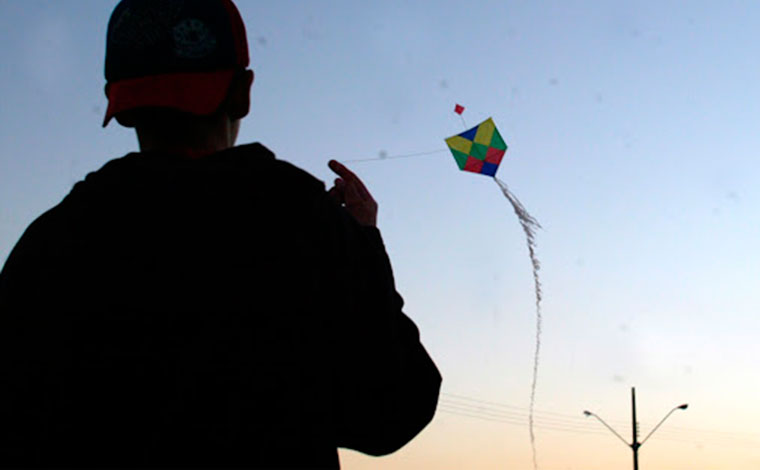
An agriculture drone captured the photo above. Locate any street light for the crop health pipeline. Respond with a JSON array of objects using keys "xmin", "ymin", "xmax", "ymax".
[
  {"xmin": 582, "ymin": 410, "xmax": 629, "ymax": 447},
  {"xmin": 639, "ymin": 403, "xmax": 688, "ymax": 445},
  {"xmin": 583, "ymin": 388, "xmax": 687, "ymax": 470}
]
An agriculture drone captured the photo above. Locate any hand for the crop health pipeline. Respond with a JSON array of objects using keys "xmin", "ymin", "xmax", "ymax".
[{"xmin": 327, "ymin": 160, "xmax": 378, "ymax": 227}]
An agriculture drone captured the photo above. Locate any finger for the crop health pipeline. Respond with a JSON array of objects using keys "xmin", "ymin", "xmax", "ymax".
[
  {"xmin": 353, "ymin": 177, "xmax": 373, "ymax": 201},
  {"xmin": 328, "ymin": 159, "xmax": 346, "ymax": 173},
  {"xmin": 327, "ymin": 178, "xmax": 345, "ymax": 203},
  {"xmin": 329, "ymin": 160, "xmax": 372, "ymax": 201},
  {"xmin": 344, "ymin": 178, "xmax": 362, "ymax": 202},
  {"xmin": 329, "ymin": 160, "xmax": 359, "ymax": 185},
  {"xmin": 334, "ymin": 179, "xmax": 346, "ymax": 199},
  {"xmin": 327, "ymin": 186, "xmax": 342, "ymax": 204}
]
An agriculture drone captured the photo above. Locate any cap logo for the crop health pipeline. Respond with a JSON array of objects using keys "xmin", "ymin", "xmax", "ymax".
[
  {"xmin": 110, "ymin": 2, "xmax": 183, "ymax": 48},
  {"xmin": 173, "ymin": 18, "xmax": 217, "ymax": 59}
]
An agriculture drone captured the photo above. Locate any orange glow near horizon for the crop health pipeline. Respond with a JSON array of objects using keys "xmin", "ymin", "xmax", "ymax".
[{"xmin": 339, "ymin": 404, "xmax": 760, "ymax": 469}]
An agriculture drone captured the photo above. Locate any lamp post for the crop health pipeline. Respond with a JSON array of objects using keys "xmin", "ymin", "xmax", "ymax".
[{"xmin": 583, "ymin": 387, "xmax": 688, "ymax": 470}]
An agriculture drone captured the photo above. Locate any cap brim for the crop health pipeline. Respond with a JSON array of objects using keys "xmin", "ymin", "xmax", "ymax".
[{"xmin": 103, "ymin": 69, "xmax": 236, "ymax": 127}]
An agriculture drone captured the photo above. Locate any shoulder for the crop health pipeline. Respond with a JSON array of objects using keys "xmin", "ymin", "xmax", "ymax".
[
  {"xmin": 217, "ymin": 144, "xmax": 333, "ymax": 220},
  {"xmin": 227, "ymin": 143, "xmax": 327, "ymax": 194}
]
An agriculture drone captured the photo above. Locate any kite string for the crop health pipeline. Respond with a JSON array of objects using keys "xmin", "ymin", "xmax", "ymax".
[
  {"xmin": 341, "ymin": 148, "xmax": 447, "ymax": 163},
  {"xmin": 339, "ymin": 112, "xmax": 468, "ymax": 163},
  {"xmin": 494, "ymin": 176, "xmax": 542, "ymax": 470}
]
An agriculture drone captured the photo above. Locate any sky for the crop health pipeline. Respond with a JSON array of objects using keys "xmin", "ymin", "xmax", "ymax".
[{"xmin": 2, "ymin": 0, "xmax": 760, "ymax": 468}]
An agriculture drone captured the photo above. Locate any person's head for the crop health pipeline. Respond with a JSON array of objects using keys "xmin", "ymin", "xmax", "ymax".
[{"xmin": 103, "ymin": 0, "xmax": 253, "ymax": 156}]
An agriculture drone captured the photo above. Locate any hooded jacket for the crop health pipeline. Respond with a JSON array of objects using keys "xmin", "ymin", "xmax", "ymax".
[{"xmin": 0, "ymin": 143, "xmax": 441, "ymax": 468}]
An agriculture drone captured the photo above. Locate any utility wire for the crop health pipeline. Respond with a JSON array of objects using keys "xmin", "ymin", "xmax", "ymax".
[
  {"xmin": 438, "ymin": 406, "xmax": 760, "ymax": 448},
  {"xmin": 442, "ymin": 393, "xmax": 630, "ymax": 427},
  {"xmin": 438, "ymin": 392, "xmax": 760, "ymax": 448},
  {"xmin": 439, "ymin": 399, "xmax": 610, "ymax": 429},
  {"xmin": 439, "ymin": 399, "xmax": 621, "ymax": 431},
  {"xmin": 438, "ymin": 404, "xmax": 608, "ymax": 434}
]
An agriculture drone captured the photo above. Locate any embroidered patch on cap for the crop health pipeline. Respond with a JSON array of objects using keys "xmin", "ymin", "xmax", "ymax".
[{"xmin": 173, "ymin": 18, "xmax": 218, "ymax": 58}]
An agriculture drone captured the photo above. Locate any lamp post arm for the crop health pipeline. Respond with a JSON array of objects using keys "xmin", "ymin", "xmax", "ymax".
[
  {"xmin": 640, "ymin": 406, "xmax": 682, "ymax": 445},
  {"xmin": 587, "ymin": 413, "xmax": 630, "ymax": 448}
]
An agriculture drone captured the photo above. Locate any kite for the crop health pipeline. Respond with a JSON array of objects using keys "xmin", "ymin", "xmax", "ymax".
[
  {"xmin": 446, "ymin": 117, "xmax": 543, "ymax": 470},
  {"xmin": 445, "ymin": 117, "xmax": 505, "ymax": 177}
]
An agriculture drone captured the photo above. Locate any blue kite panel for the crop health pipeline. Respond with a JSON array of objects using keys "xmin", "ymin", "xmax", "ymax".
[
  {"xmin": 459, "ymin": 126, "xmax": 478, "ymax": 142},
  {"xmin": 481, "ymin": 162, "xmax": 499, "ymax": 177}
]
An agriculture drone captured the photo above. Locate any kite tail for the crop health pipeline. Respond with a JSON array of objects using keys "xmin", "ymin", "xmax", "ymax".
[{"xmin": 494, "ymin": 176, "xmax": 543, "ymax": 470}]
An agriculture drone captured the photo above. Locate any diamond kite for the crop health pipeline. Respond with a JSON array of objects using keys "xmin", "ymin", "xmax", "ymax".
[{"xmin": 445, "ymin": 117, "xmax": 507, "ymax": 177}]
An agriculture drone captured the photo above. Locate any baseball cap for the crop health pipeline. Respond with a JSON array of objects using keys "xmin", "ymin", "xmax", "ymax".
[{"xmin": 103, "ymin": 0, "xmax": 249, "ymax": 127}]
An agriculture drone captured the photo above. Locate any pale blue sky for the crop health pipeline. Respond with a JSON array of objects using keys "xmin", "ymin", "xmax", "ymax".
[{"xmin": 2, "ymin": 1, "xmax": 760, "ymax": 468}]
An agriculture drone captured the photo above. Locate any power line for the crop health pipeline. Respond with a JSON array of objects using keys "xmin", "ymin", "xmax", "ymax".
[
  {"xmin": 438, "ymin": 406, "xmax": 760, "ymax": 448},
  {"xmin": 438, "ymin": 391, "xmax": 760, "ymax": 449},
  {"xmin": 438, "ymin": 400, "xmax": 618, "ymax": 433},
  {"xmin": 442, "ymin": 393, "xmax": 631, "ymax": 427},
  {"xmin": 437, "ymin": 405, "xmax": 616, "ymax": 437},
  {"xmin": 439, "ymin": 399, "xmax": 608, "ymax": 430}
]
